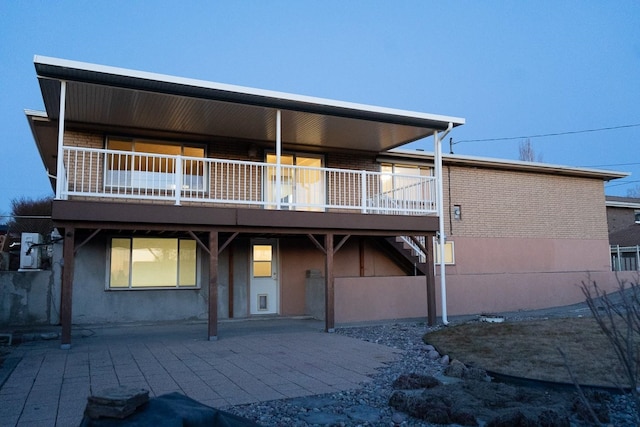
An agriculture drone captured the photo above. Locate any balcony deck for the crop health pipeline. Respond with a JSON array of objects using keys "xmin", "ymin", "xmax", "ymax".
[{"xmin": 60, "ymin": 146, "xmax": 438, "ymax": 217}]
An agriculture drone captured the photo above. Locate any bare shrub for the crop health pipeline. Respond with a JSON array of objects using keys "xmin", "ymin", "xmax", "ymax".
[{"xmin": 581, "ymin": 275, "xmax": 640, "ymax": 423}]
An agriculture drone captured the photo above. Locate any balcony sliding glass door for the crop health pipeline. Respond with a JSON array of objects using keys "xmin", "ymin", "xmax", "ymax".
[{"xmin": 265, "ymin": 153, "xmax": 324, "ymax": 211}]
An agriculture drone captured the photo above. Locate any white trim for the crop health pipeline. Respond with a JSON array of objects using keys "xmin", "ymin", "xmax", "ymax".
[{"xmin": 55, "ymin": 81, "xmax": 66, "ymax": 199}]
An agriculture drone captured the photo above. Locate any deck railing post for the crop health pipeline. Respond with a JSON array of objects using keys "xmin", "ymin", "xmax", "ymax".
[
  {"xmin": 361, "ymin": 171, "xmax": 367, "ymax": 213},
  {"xmin": 174, "ymin": 155, "xmax": 182, "ymax": 206}
]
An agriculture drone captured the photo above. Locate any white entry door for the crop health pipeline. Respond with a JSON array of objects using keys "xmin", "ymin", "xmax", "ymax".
[{"xmin": 250, "ymin": 239, "xmax": 279, "ymax": 315}]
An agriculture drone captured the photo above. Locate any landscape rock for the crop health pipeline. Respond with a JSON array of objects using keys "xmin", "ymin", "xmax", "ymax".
[
  {"xmin": 444, "ymin": 359, "xmax": 467, "ymax": 378},
  {"xmin": 390, "ymin": 377, "xmax": 575, "ymax": 427},
  {"xmin": 84, "ymin": 386, "xmax": 149, "ymax": 419},
  {"xmin": 346, "ymin": 404, "xmax": 380, "ymax": 423},
  {"xmin": 463, "ymin": 366, "xmax": 491, "ymax": 382},
  {"xmin": 427, "ymin": 349, "xmax": 440, "ymax": 360},
  {"xmin": 440, "ymin": 354, "xmax": 450, "ymax": 365},
  {"xmin": 392, "ymin": 373, "xmax": 441, "ymax": 390}
]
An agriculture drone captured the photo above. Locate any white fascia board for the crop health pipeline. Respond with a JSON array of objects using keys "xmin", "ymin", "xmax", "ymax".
[
  {"xmin": 606, "ymin": 201, "xmax": 640, "ymax": 209},
  {"xmin": 33, "ymin": 55, "xmax": 465, "ymax": 126}
]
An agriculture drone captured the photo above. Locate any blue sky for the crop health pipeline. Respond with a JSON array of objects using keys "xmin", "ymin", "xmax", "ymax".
[{"xmin": 1, "ymin": 1, "xmax": 639, "ymax": 217}]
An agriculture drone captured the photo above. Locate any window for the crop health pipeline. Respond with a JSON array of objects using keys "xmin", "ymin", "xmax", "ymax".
[
  {"xmin": 433, "ymin": 238, "xmax": 455, "ymax": 265},
  {"xmin": 379, "ymin": 163, "xmax": 434, "ymax": 210},
  {"xmin": 252, "ymin": 244, "xmax": 273, "ymax": 277},
  {"xmin": 265, "ymin": 153, "xmax": 325, "ymax": 211},
  {"xmin": 109, "ymin": 237, "xmax": 198, "ymax": 289},
  {"xmin": 105, "ymin": 138, "xmax": 205, "ymax": 191},
  {"xmin": 635, "ymin": 210, "xmax": 640, "ymax": 224}
]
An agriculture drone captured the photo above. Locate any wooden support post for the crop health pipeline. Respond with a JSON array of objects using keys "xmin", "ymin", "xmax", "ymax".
[
  {"xmin": 325, "ymin": 233, "xmax": 335, "ymax": 333},
  {"xmin": 228, "ymin": 245, "xmax": 234, "ymax": 319},
  {"xmin": 208, "ymin": 231, "xmax": 219, "ymax": 341},
  {"xmin": 426, "ymin": 234, "xmax": 436, "ymax": 326},
  {"xmin": 60, "ymin": 227, "xmax": 75, "ymax": 349}
]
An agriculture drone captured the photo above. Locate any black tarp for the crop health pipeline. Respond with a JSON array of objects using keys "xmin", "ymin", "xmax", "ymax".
[{"xmin": 80, "ymin": 392, "xmax": 262, "ymax": 427}]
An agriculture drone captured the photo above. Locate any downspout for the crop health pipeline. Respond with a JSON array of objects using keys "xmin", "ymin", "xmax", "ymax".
[
  {"xmin": 55, "ymin": 81, "xmax": 67, "ymax": 199},
  {"xmin": 434, "ymin": 122, "xmax": 453, "ymax": 325}
]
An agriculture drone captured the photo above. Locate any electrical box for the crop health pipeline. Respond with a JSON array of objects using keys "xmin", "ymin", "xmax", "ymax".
[{"xmin": 19, "ymin": 233, "xmax": 43, "ymax": 271}]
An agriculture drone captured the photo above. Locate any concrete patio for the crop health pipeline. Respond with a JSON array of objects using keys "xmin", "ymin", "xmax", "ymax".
[{"xmin": 0, "ymin": 318, "xmax": 401, "ymax": 426}]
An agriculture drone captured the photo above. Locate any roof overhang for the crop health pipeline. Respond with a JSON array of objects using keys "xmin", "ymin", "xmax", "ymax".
[{"xmin": 29, "ymin": 55, "xmax": 464, "ymax": 179}]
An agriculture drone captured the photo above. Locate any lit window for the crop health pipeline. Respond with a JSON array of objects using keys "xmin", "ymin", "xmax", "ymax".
[
  {"xmin": 109, "ymin": 237, "xmax": 198, "ymax": 289},
  {"xmin": 253, "ymin": 245, "xmax": 272, "ymax": 277},
  {"xmin": 433, "ymin": 239, "xmax": 455, "ymax": 265},
  {"xmin": 105, "ymin": 138, "xmax": 205, "ymax": 191}
]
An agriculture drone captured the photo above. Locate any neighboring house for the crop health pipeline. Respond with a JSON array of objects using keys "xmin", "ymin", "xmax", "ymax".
[
  {"xmin": 606, "ymin": 196, "xmax": 640, "ymax": 271},
  {"xmin": 25, "ymin": 56, "xmax": 629, "ymax": 347}
]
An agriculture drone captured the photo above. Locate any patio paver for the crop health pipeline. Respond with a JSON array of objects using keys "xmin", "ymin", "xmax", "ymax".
[{"xmin": 0, "ymin": 319, "xmax": 401, "ymax": 426}]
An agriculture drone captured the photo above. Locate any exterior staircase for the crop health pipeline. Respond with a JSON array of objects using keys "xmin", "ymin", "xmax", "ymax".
[{"xmin": 381, "ymin": 236, "xmax": 429, "ymax": 276}]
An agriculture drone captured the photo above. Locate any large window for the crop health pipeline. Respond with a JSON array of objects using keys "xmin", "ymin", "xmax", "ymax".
[
  {"xmin": 105, "ymin": 138, "xmax": 206, "ymax": 191},
  {"xmin": 109, "ymin": 237, "xmax": 198, "ymax": 289}
]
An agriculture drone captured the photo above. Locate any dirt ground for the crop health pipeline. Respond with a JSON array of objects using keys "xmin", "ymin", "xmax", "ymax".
[
  {"xmin": 389, "ymin": 375, "xmax": 612, "ymax": 426},
  {"xmin": 425, "ymin": 316, "xmax": 630, "ymax": 387}
]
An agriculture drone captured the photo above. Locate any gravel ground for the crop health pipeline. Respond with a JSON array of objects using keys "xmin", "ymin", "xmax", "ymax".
[{"xmin": 226, "ymin": 320, "xmax": 639, "ymax": 427}]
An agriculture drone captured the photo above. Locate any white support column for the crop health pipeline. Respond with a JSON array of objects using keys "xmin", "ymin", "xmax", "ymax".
[
  {"xmin": 55, "ymin": 81, "xmax": 67, "ymax": 199},
  {"xmin": 276, "ymin": 110, "xmax": 282, "ymax": 210}
]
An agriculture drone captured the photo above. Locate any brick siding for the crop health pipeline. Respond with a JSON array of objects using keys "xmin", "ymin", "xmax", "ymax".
[{"xmin": 443, "ymin": 164, "xmax": 608, "ymax": 240}]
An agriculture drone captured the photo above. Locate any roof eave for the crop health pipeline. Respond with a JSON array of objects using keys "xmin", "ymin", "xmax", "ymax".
[{"xmin": 34, "ymin": 55, "xmax": 465, "ymax": 130}]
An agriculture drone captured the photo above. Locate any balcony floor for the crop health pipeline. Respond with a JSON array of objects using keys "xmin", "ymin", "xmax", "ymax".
[{"xmin": 52, "ymin": 199, "xmax": 439, "ymax": 236}]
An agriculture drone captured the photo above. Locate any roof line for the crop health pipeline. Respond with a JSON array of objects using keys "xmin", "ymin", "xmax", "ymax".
[
  {"xmin": 385, "ymin": 148, "xmax": 629, "ymax": 180},
  {"xmin": 33, "ymin": 55, "xmax": 465, "ymax": 127}
]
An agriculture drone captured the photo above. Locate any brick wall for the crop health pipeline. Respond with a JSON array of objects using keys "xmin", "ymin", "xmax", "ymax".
[{"xmin": 443, "ymin": 164, "xmax": 608, "ymax": 240}]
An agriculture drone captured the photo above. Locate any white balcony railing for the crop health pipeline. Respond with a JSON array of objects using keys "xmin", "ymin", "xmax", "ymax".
[{"xmin": 60, "ymin": 146, "xmax": 437, "ymax": 215}]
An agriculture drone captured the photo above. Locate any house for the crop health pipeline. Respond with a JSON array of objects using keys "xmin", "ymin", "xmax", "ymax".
[
  {"xmin": 25, "ymin": 56, "xmax": 629, "ymax": 348},
  {"xmin": 26, "ymin": 56, "xmax": 465, "ymax": 347},
  {"xmin": 606, "ymin": 196, "xmax": 640, "ymax": 271}
]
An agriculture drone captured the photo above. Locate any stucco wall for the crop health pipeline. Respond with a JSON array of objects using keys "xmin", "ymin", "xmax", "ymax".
[
  {"xmin": 69, "ymin": 236, "xmax": 212, "ymax": 324},
  {"xmin": 0, "ymin": 270, "xmax": 55, "ymax": 325},
  {"xmin": 335, "ymin": 276, "xmax": 428, "ymax": 323},
  {"xmin": 442, "ymin": 270, "xmax": 634, "ymax": 316}
]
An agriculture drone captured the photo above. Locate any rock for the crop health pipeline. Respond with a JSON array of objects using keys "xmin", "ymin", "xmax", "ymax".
[
  {"xmin": 424, "ymin": 344, "xmax": 436, "ymax": 351},
  {"xmin": 487, "ymin": 408, "xmax": 569, "ymax": 427},
  {"xmin": 445, "ymin": 359, "xmax": 467, "ymax": 378},
  {"xmin": 300, "ymin": 411, "xmax": 349, "ymax": 425},
  {"xmin": 392, "ymin": 373, "xmax": 441, "ymax": 390},
  {"xmin": 84, "ymin": 386, "xmax": 149, "ymax": 419},
  {"xmin": 427, "ymin": 349, "xmax": 440, "ymax": 360},
  {"xmin": 440, "ymin": 354, "xmax": 450, "ymax": 365},
  {"xmin": 40, "ymin": 332, "xmax": 58, "ymax": 340},
  {"xmin": 463, "ymin": 366, "xmax": 491, "ymax": 382},
  {"xmin": 487, "ymin": 410, "xmax": 532, "ymax": 427},
  {"xmin": 391, "ymin": 411, "xmax": 405, "ymax": 424},
  {"xmin": 346, "ymin": 404, "xmax": 380, "ymax": 423},
  {"xmin": 389, "ymin": 390, "xmax": 453, "ymax": 424}
]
